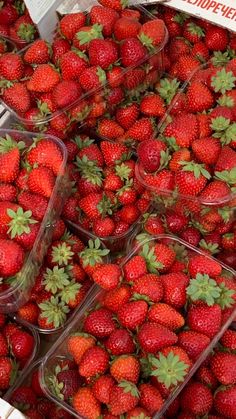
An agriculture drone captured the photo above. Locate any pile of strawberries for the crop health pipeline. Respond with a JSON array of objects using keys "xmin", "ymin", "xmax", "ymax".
[
  {"xmin": 0, "ymin": 133, "xmax": 64, "ymax": 287},
  {"xmin": 165, "ymin": 327, "xmax": 236, "ymax": 418},
  {"xmin": 0, "ymin": 2, "xmax": 166, "ymax": 137},
  {"xmin": 0, "ymin": 314, "xmax": 36, "ymax": 395},
  {"xmin": 62, "ymin": 134, "xmax": 151, "ymax": 248},
  {"xmin": 9, "ymin": 362, "xmax": 74, "ymax": 418},
  {"xmin": 17, "ymin": 224, "xmax": 109, "ymax": 331},
  {"xmin": 0, "ymin": 0, "xmax": 38, "ymax": 47},
  {"xmin": 43, "ymin": 237, "xmax": 236, "ymax": 417}
]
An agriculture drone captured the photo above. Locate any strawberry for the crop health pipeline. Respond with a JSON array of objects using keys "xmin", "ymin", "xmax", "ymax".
[
  {"xmin": 114, "ymin": 17, "xmax": 141, "ymax": 41},
  {"xmin": 164, "ymin": 113, "xmax": 199, "ymax": 148},
  {"xmin": 178, "ymin": 330, "xmax": 210, "ymax": 361},
  {"xmin": 192, "ymin": 137, "xmax": 221, "ymax": 165},
  {"xmin": 24, "ymin": 40, "xmax": 50, "ymax": 64},
  {"xmin": 196, "ymin": 365, "xmax": 218, "ymax": 390},
  {"xmin": 106, "ymin": 329, "xmax": 135, "ymax": 355},
  {"xmin": 28, "ymin": 166, "xmax": 55, "ymax": 198},
  {"xmin": 72, "ymin": 387, "xmax": 101, "ymax": 418},
  {"xmin": 220, "ymin": 329, "xmax": 236, "ymax": 349},
  {"xmin": 205, "ymin": 26, "xmax": 229, "ymax": 51},
  {"xmin": 79, "ymin": 346, "xmax": 109, "ymax": 378},
  {"xmin": 0, "ymin": 332, "xmax": 8, "ymax": 357},
  {"xmin": 101, "ymin": 141, "xmax": 128, "ymax": 167},
  {"xmin": 109, "ymin": 382, "xmax": 139, "ymax": 415},
  {"xmin": 59, "ymin": 12, "xmax": 86, "ymax": 41},
  {"xmin": 103, "ymin": 285, "xmax": 131, "ymax": 313},
  {"xmin": 27, "ymin": 64, "xmax": 60, "ymax": 93},
  {"xmin": 139, "ymin": 19, "xmax": 166, "ymax": 50},
  {"xmin": 0, "ymin": 238, "xmax": 25, "ymax": 277},
  {"xmin": 131, "ymin": 273, "xmax": 163, "ymax": 303},
  {"xmin": 18, "ymin": 191, "xmax": 48, "ymax": 222},
  {"xmin": 176, "ymin": 55, "xmax": 200, "ymax": 81},
  {"xmin": 90, "ymin": 5, "xmax": 119, "ymax": 37},
  {"xmin": 116, "ymin": 103, "xmax": 139, "ymax": 130},
  {"xmin": 137, "ymin": 139, "xmax": 167, "ymax": 173},
  {"xmin": 79, "ymin": 66, "xmax": 106, "ymax": 91},
  {"xmin": 214, "ymin": 385, "xmax": 236, "ymax": 417},
  {"xmin": 139, "ymin": 383, "xmax": 163, "ymax": 415},
  {"xmin": 0, "ymin": 135, "xmax": 23, "ymax": 183},
  {"xmin": 92, "ymin": 264, "xmax": 121, "ymax": 290},
  {"xmin": 3, "ymin": 83, "xmax": 31, "ymax": 114},
  {"xmin": 0, "ymin": 52, "xmax": 24, "ymax": 80},
  {"xmin": 0, "ymin": 3, "xmax": 18, "ymax": 26},
  {"xmin": 175, "ymin": 162, "xmax": 210, "ymax": 196},
  {"xmin": 97, "ymin": 0, "xmax": 128, "ymax": 11},
  {"xmin": 17, "ymin": 302, "xmax": 40, "ymax": 325},
  {"xmin": 192, "ymin": 41, "xmax": 209, "ymax": 62},
  {"xmin": 187, "ymin": 304, "xmax": 222, "ymax": 338},
  {"xmin": 154, "ymin": 243, "xmax": 176, "ymax": 273},
  {"xmin": 180, "ymin": 381, "xmax": 213, "ymax": 415},
  {"xmin": 118, "ymin": 300, "xmax": 148, "ymax": 330},
  {"xmin": 0, "ymin": 183, "xmax": 16, "ymax": 202},
  {"xmin": 140, "ymin": 94, "xmax": 165, "ymax": 117},
  {"xmin": 123, "ymin": 255, "xmax": 147, "ymax": 281},
  {"xmin": 97, "ymin": 119, "xmax": 124, "ymax": 140},
  {"xmin": 137, "ymin": 322, "xmax": 177, "ymax": 353},
  {"xmin": 110, "ymin": 355, "xmax": 140, "ymax": 384},
  {"xmin": 92, "ymin": 375, "xmax": 115, "ymax": 404},
  {"xmin": 93, "ymin": 217, "xmax": 116, "ymax": 238},
  {"xmin": 10, "ymin": 329, "xmax": 34, "ymax": 360},
  {"xmin": 148, "ymin": 302, "xmax": 184, "ymax": 330},
  {"xmin": 126, "ymin": 117, "xmax": 155, "ymax": 143},
  {"xmin": 52, "ymin": 37, "xmax": 70, "ymax": 64},
  {"xmin": 169, "ymin": 149, "xmax": 191, "ymax": 172},
  {"xmin": 60, "ymin": 50, "xmax": 88, "ymax": 81},
  {"xmin": 161, "ymin": 272, "xmax": 189, "ymax": 308},
  {"xmin": 210, "ymin": 352, "xmax": 236, "ymax": 385},
  {"xmin": 188, "ymin": 254, "xmax": 222, "ymax": 278},
  {"xmin": 187, "ymin": 81, "xmax": 214, "ymax": 112},
  {"xmin": 27, "ymin": 138, "xmax": 63, "ymax": 176},
  {"xmin": 126, "ymin": 407, "xmax": 151, "ymax": 419},
  {"xmin": 84, "ymin": 307, "xmax": 116, "ymax": 338},
  {"xmin": 200, "ymin": 180, "xmax": 231, "ymax": 203},
  {"xmin": 52, "ymin": 80, "xmax": 81, "ymax": 109},
  {"xmin": 89, "ymin": 39, "xmax": 118, "ymax": 69},
  {"xmin": 67, "ymin": 333, "xmax": 95, "ymax": 365},
  {"xmin": 0, "ymin": 357, "xmax": 14, "ymax": 390},
  {"xmin": 183, "ymin": 21, "xmax": 204, "ymax": 43},
  {"xmin": 120, "ymin": 38, "xmax": 147, "ymax": 67}
]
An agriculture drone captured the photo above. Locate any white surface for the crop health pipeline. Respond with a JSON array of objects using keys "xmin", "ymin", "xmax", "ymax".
[
  {"xmin": 0, "ymin": 398, "xmax": 13, "ymax": 418},
  {"xmin": 7, "ymin": 410, "xmax": 26, "ymax": 419},
  {"xmin": 24, "ymin": 0, "xmax": 61, "ymax": 23}
]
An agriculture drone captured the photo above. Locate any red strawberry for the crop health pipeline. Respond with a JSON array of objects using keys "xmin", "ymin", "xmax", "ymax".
[
  {"xmin": 205, "ymin": 26, "xmax": 229, "ymax": 51},
  {"xmin": 24, "ymin": 40, "xmax": 50, "ymax": 64},
  {"xmin": 160, "ymin": 272, "xmax": 189, "ymax": 308},
  {"xmin": 123, "ymin": 255, "xmax": 147, "ymax": 281},
  {"xmin": 220, "ymin": 329, "xmax": 236, "ymax": 349},
  {"xmin": 84, "ymin": 307, "xmax": 116, "ymax": 338},
  {"xmin": 131, "ymin": 273, "xmax": 163, "ymax": 303},
  {"xmin": 148, "ymin": 303, "xmax": 184, "ymax": 330},
  {"xmin": 103, "ymin": 285, "xmax": 131, "ymax": 313},
  {"xmin": 0, "ymin": 333, "xmax": 8, "ymax": 356},
  {"xmin": 10, "ymin": 386, "xmax": 37, "ymax": 409},
  {"xmin": 0, "ymin": 52, "xmax": 24, "ymax": 80},
  {"xmin": 187, "ymin": 304, "xmax": 222, "ymax": 338},
  {"xmin": 97, "ymin": 0, "xmax": 128, "ymax": 12},
  {"xmin": 138, "ymin": 384, "xmax": 163, "ymax": 416},
  {"xmin": 140, "ymin": 93, "xmax": 165, "ymax": 117},
  {"xmin": 101, "ymin": 141, "xmax": 128, "ymax": 167},
  {"xmin": 18, "ymin": 191, "xmax": 48, "ymax": 222},
  {"xmin": 116, "ymin": 103, "xmax": 139, "ymax": 130},
  {"xmin": 188, "ymin": 254, "xmax": 222, "ymax": 278},
  {"xmin": 93, "ymin": 217, "xmax": 115, "ymax": 238},
  {"xmin": 52, "ymin": 38, "xmax": 70, "ymax": 64},
  {"xmin": 176, "ymin": 55, "xmax": 200, "ymax": 81},
  {"xmin": 114, "ymin": 17, "xmax": 141, "ymax": 41},
  {"xmin": 164, "ymin": 113, "xmax": 199, "ymax": 148},
  {"xmin": 27, "ymin": 166, "xmax": 55, "ymax": 199},
  {"xmin": 137, "ymin": 322, "xmax": 177, "ymax": 353},
  {"xmin": 109, "ymin": 382, "xmax": 139, "ymax": 415},
  {"xmin": 137, "ymin": 139, "xmax": 167, "ymax": 173},
  {"xmin": 79, "ymin": 346, "xmax": 109, "ymax": 378},
  {"xmin": 3, "ymin": 83, "xmax": 31, "ymax": 114},
  {"xmin": 139, "ymin": 19, "xmax": 166, "ymax": 49},
  {"xmin": 67, "ymin": 333, "xmax": 96, "ymax": 365},
  {"xmin": 92, "ymin": 264, "xmax": 122, "ymax": 290},
  {"xmin": 154, "ymin": 243, "xmax": 176, "ymax": 273},
  {"xmin": 60, "ymin": 50, "xmax": 88, "ymax": 81},
  {"xmin": 72, "ymin": 387, "xmax": 101, "ymax": 418},
  {"xmin": 90, "ymin": 5, "xmax": 119, "ymax": 37},
  {"xmin": 17, "ymin": 302, "xmax": 40, "ymax": 325},
  {"xmin": 210, "ymin": 352, "xmax": 236, "ymax": 385},
  {"xmin": 10, "ymin": 329, "xmax": 34, "ymax": 360},
  {"xmin": 27, "ymin": 138, "xmax": 63, "ymax": 176},
  {"xmin": 59, "ymin": 12, "xmax": 86, "ymax": 41},
  {"xmin": 178, "ymin": 330, "xmax": 210, "ymax": 361},
  {"xmin": 92, "ymin": 375, "xmax": 115, "ymax": 404},
  {"xmin": 192, "ymin": 137, "xmax": 221, "ymax": 165},
  {"xmin": 180, "ymin": 381, "xmax": 213, "ymax": 415},
  {"xmin": 0, "ymin": 184, "xmax": 17, "ymax": 202},
  {"xmin": 126, "ymin": 117, "xmax": 155, "ymax": 143},
  {"xmin": 118, "ymin": 300, "xmax": 148, "ymax": 330},
  {"xmin": 52, "ymin": 80, "xmax": 81, "ymax": 109},
  {"xmin": 187, "ymin": 81, "xmax": 214, "ymax": 112},
  {"xmin": 89, "ymin": 39, "xmax": 118, "ymax": 69},
  {"xmin": 175, "ymin": 162, "xmax": 210, "ymax": 196},
  {"xmin": 214, "ymin": 385, "xmax": 236, "ymax": 417},
  {"xmin": 27, "ymin": 64, "xmax": 60, "ymax": 93},
  {"xmin": 0, "ymin": 136, "xmax": 22, "ymax": 183},
  {"xmin": 110, "ymin": 355, "xmax": 140, "ymax": 384},
  {"xmin": 106, "ymin": 328, "xmax": 135, "ymax": 355},
  {"xmin": 120, "ymin": 38, "xmax": 147, "ymax": 67},
  {"xmin": 0, "ymin": 357, "xmax": 14, "ymax": 390},
  {"xmin": 0, "ymin": 238, "xmax": 25, "ymax": 277}
]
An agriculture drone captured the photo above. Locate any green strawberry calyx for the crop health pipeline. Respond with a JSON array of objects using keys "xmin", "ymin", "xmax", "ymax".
[
  {"xmin": 187, "ymin": 273, "xmax": 221, "ymax": 306},
  {"xmin": 47, "ymin": 373, "xmax": 64, "ymax": 400},
  {"xmin": 180, "ymin": 161, "xmax": 211, "ymax": 180},
  {"xmin": 96, "ymin": 66, "xmax": 107, "ymax": 85},
  {"xmin": 217, "ymin": 94, "xmax": 234, "ymax": 108},
  {"xmin": 157, "ymin": 77, "xmax": 180, "ymax": 105},
  {"xmin": 215, "ymin": 168, "xmax": 236, "ymax": 186},
  {"xmin": 0, "ymin": 134, "xmax": 25, "ymax": 153},
  {"xmin": 211, "ymin": 118, "xmax": 236, "ymax": 145},
  {"xmin": 17, "ymin": 23, "xmax": 37, "ymax": 42},
  {"xmin": 97, "ymin": 194, "xmax": 113, "ymax": 218},
  {"xmin": 115, "ymin": 163, "xmax": 132, "ymax": 181},
  {"xmin": 39, "ymin": 296, "xmax": 70, "ymax": 328},
  {"xmin": 187, "ymin": 22, "xmax": 204, "ymax": 37},
  {"xmin": 211, "ymin": 68, "xmax": 236, "ymax": 95},
  {"xmin": 73, "ymin": 136, "xmax": 94, "ymax": 150},
  {"xmin": 118, "ymin": 380, "xmax": 140, "ymax": 398},
  {"xmin": 7, "ymin": 207, "xmax": 38, "ymax": 239},
  {"xmin": 43, "ymin": 266, "xmax": 71, "ymax": 295},
  {"xmin": 79, "ymin": 238, "xmax": 109, "ymax": 267},
  {"xmin": 211, "ymin": 51, "xmax": 232, "ymax": 67},
  {"xmin": 76, "ymin": 23, "xmax": 104, "ymax": 46},
  {"xmin": 215, "ymin": 282, "xmax": 235, "ymax": 309},
  {"xmin": 59, "ymin": 280, "xmax": 82, "ymax": 304},
  {"xmin": 150, "ymin": 352, "xmax": 189, "ymax": 388},
  {"xmin": 51, "ymin": 242, "xmax": 74, "ymax": 266},
  {"xmin": 199, "ymin": 239, "xmax": 219, "ymax": 255},
  {"xmin": 138, "ymin": 32, "xmax": 156, "ymax": 52},
  {"xmin": 140, "ymin": 243, "xmax": 163, "ymax": 273},
  {"xmin": 75, "ymin": 155, "xmax": 103, "ymax": 187}
]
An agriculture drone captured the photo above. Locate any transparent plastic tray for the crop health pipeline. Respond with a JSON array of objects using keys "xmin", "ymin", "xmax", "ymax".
[
  {"xmin": 13, "ymin": 222, "xmax": 110, "ymax": 336},
  {"xmin": 0, "ymin": 3, "xmax": 168, "ymax": 130},
  {"xmin": 1, "ymin": 316, "xmax": 39, "ymax": 399},
  {"xmin": 0, "ymin": 128, "xmax": 69, "ymax": 313},
  {"xmin": 39, "ymin": 234, "xmax": 236, "ymax": 418}
]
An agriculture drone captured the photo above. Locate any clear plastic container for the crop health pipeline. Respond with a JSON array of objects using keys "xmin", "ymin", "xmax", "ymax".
[
  {"xmin": 39, "ymin": 234, "xmax": 236, "ymax": 419},
  {"xmin": 0, "ymin": 37, "xmax": 18, "ymax": 54},
  {"xmin": 0, "ymin": 128, "xmax": 69, "ymax": 313},
  {"xmin": 4, "ymin": 359, "xmax": 73, "ymax": 418},
  {"xmin": 0, "ymin": 3, "xmax": 168, "ymax": 131},
  {"xmin": 0, "ymin": 316, "xmax": 39, "ymax": 399},
  {"xmin": 12, "ymin": 221, "xmax": 110, "ymax": 337}
]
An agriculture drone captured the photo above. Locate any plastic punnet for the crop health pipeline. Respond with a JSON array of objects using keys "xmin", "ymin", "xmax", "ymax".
[
  {"xmin": 39, "ymin": 234, "xmax": 236, "ymax": 418},
  {"xmin": 0, "ymin": 129, "xmax": 69, "ymax": 313},
  {"xmin": 0, "ymin": 4, "xmax": 168, "ymax": 132}
]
